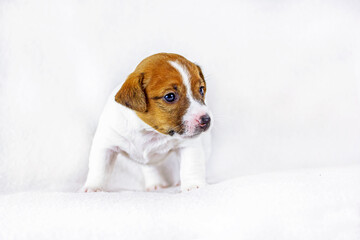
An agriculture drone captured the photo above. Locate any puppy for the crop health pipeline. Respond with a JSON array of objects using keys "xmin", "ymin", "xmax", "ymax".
[{"xmin": 82, "ymin": 53, "xmax": 211, "ymax": 192}]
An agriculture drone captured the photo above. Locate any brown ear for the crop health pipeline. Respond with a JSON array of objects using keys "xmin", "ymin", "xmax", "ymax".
[
  {"xmin": 115, "ymin": 72, "xmax": 147, "ymax": 112},
  {"xmin": 196, "ymin": 64, "xmax": 205, "ymax": 80}
]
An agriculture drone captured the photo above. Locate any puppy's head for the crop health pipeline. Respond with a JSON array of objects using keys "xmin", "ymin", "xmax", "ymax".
[{"xmin": 115, "ymin": 53, "xmax": 211, "ymax": 138}]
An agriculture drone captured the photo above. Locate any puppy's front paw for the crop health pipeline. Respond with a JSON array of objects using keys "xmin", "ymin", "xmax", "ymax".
[
  {"xmin": 181, "ymin": 182, "xmax": 206, "ymax": 192},
  {"xmin": 146, "ymin": 184, "xmax": 169, "ymax": 192},
  {"xmin": 144, "ymin": 175, "xmax": 169, "ymax": 192},
  {"xmin": 80, "ymin": 186, "xmax": 103, "ymax": 193}
]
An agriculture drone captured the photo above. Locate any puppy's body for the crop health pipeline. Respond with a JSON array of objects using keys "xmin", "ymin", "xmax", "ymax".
[{"xmin": 83, "ymin": 53, "xmax": 211, "ymax": 192}]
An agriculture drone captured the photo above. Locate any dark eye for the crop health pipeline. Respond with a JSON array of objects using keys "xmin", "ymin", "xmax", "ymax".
[
  {"xmin": 199, "ymin": 86, "xmax": 205, "ymax": 96},
  {"xmin": 164, "ymin": 93, "xmax": 176, "ymax": 103}
]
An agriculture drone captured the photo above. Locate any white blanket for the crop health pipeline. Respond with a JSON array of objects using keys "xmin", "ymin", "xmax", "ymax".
[{"xmin": 1, "ymin": 165, "xmax": 359, "ymax": 240}]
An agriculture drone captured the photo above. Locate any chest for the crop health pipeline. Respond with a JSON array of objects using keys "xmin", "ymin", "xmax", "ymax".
[{"xmin": 121, "ymin": 131, "xmax": 180, "ymax": 164}]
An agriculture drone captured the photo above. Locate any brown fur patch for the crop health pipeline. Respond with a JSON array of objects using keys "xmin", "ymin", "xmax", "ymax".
[
  {"xmin": 115, "ymin": 53, "xmax": 206, "ymax": 135},
  {"xmin": 115, "ymin": 72, "xmax": 147, "ymax": 112},
  {"xmin": 190, "ymin": 64, "xmax": 206, "ymax": 104}
]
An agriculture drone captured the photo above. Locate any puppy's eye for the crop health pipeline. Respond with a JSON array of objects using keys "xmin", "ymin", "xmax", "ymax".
[
  {"xmin": 199, "ymin": 86, "xmax": 205, "ymax": 96},
  {"xmin": 163, "ymin": 93, "xmax": 176, "ymax": 103}
]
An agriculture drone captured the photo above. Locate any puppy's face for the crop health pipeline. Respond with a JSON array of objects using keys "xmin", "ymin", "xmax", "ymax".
[{"xmin": 115, "ymin": 53, "xmax": 211, "ymax": 138}]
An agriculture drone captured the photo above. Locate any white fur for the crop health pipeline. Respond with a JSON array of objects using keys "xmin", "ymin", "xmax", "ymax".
[{"xmin": 82, "ymin": 72, "xmax": 211, "ymax": 192}]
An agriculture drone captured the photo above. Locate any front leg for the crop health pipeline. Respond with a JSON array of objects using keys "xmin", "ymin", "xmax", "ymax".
[
  {"xmin": 81, "ymin": 146, "xmax": 117, "ymax": 192},
  {"xmin": 180, "ymin": 138, "xmax": 206, "ymax": 192},
  {"xmin": 142, "ymin": 165, "xmax": 169, "ymax": 191}
]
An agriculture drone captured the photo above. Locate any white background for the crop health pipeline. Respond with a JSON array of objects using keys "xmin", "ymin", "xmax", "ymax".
[{"xmin": 1, "ymin": 0, "xmax": 360, "ymax": 192}]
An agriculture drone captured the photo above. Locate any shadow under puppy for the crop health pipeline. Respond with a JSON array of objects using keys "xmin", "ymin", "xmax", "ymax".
[{"xmin": 82, "ymin": 53, "xmax": 212, "ymax": 192}]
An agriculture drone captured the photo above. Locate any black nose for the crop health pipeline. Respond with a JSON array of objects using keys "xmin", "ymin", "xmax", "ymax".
[{"xmin": 199, "ymin": 114, "xmax": 211, "ymax": 130}]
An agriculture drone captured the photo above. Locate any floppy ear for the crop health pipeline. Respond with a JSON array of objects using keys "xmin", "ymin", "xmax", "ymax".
[
  {"xmin": 115, "ymin": 72, "xmax": 147, "ymax": 112},
  {"xmin": 196, "ymin": 64, "xmax": 205, "ymax": 80}
]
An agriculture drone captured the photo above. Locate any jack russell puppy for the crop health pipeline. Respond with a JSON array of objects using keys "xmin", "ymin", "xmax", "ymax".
[{"xmin": 82, "ymin": 53, "xmax": 212, "ymax": 192}]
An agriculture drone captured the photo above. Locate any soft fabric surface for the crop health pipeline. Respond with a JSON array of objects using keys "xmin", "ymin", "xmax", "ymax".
[{"xmin": 1, "ymin": 165, "xmax": 359, "ymax": 240}]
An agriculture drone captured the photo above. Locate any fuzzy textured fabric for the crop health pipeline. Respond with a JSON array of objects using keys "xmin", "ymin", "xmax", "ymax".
[{"xmin": 1, "ymin": 165, "xmax": 359, "ymax": 240}]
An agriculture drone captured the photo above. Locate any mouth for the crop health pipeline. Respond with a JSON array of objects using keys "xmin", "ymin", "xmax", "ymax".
[
  {"xmin": 168, "ymin": 124, "xmax": 209, "ymax": 138},
  {"xmin": 183, "ymin": 131, "xmax": 203, "ymax": 138}
]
